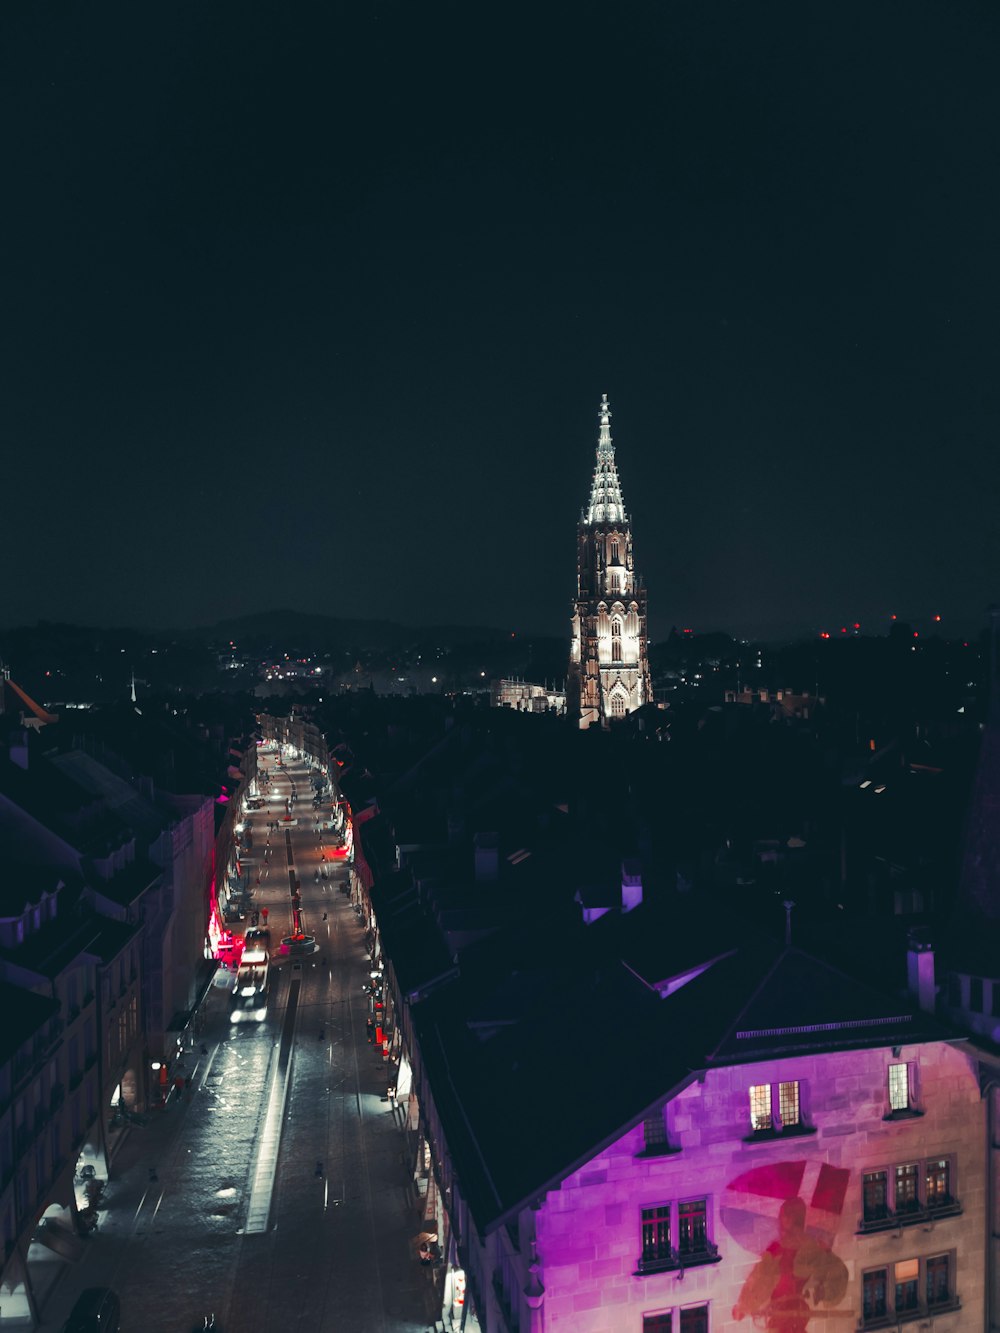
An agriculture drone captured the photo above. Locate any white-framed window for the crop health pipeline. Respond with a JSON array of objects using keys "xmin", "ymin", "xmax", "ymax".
[
  {"xmin": 861, "ymin": 1252, "xmax": 956, "ymax": 1325},
  {"xmin": 642, "ymin": 1307, "xmax": 709, "ymax": 1333},
  {"xmin": 610, "ymin": 695, "xmax": 626, "ymax": 718},
  {"xmin": 748, "ymin": 1081, "xmax": 803, "ymax": 1134},
  {"xmin": 888, "ymin": 1062, "xmax": 911, "ymax": 1112}
]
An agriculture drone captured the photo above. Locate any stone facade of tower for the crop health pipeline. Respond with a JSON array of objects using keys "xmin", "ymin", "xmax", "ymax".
[{"xmin": 569, "ymin": 395, "xmax": 651, "ymax": 728}]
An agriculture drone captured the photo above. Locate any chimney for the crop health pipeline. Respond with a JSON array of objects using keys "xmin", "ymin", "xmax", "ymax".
[
  {"xmin": 906, "ymin": 928, "xmax": 936, "ymax": 1013},
  {"xmin": 621, "ymin": 859, "xmax": 643, "ymax": 913}
]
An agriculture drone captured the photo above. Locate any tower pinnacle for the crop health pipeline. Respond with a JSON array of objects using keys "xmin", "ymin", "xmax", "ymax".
[{"xmin": 586, "ymin": 393, "xmax": 626, "ymax": 525}]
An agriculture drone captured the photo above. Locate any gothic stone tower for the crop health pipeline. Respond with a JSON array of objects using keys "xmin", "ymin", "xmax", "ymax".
[{"xmin": 569, "ymin": 395, "xmax": 651, "ymax": 728}]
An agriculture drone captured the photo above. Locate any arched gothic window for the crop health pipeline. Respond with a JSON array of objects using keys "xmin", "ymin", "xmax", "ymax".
[
  {"xmin": 610, "ymin": 540, "xmax": 620, "ymax": 564},
  {"xmin": 610, "ymin": 694, "xmax": 626, "ymax": 717},
  {"xmin": 612, "ymin": 639, "xmax": 622, "ymax": 662}
]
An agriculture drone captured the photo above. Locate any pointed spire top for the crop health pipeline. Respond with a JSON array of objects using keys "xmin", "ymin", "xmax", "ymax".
[
  {"xmin": 585, "ymin": 393, "xmax": 627, "ymax": 525},
  {"xmin": 598, "ymin": 393, "xmax": 613, "ymax": 454}
]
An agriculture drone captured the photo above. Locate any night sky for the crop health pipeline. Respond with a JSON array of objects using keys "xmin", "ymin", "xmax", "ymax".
[{"xmin": 4, "ymin": 3, "xmax": 999, "ymax": 641}]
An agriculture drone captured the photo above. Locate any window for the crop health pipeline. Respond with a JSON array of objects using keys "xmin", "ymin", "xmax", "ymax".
[
  {"xmin": 642, "ymin": 1206, "xmax": 671, "ymax": 1266},
  {"xmin": 778, "ymin": 1081, "xmax": 800, "ymax": 1128},
  {"xmin": 643, "ymin": 1315, "xmax": 672, "ymax": 1333},
  {"xmin": 863, "ymin": 1170, "xmax": 889, "ymax": 1224},
  {"xmin": 895, "ymin": 1257, "xmax": 919, "ymax": 1312},
  {"xmin": 612, "ymin": 618, "xmax": 622, "ymax": 635},
  {"xmin": 859, "ymin": 1155, "xmax": 959, "ymax": 1231},
  {"xmin": 861, "ymin": 1256, "xmax": 956, "ymax": 1326},
  {"xmin": 612, "ymin": 639, "xmax": 623, "ymax": 662},
  {"xmin": 610, "ymin": 540, "xmax": 620, "ymax": 564},
  {"xmin": 641, "ymin": 1111, "xmax": 673, "ymax": 1155},
  {"xmin": 747, "ymin": 1081, "xmax": 808, "ymax": 1136},
  {"xmin": 680, "ymin": 1309, "xmax": 708, "ymax": 1333},
  {"xmin": 749, "ymin": 1084, "xmax": 772, "ymax": 1132},
  {"xmin": 926, "ymin": 1158, "xmax": 951, "ymax": 1207},
  {"xmin": 895, "ymin": 1163, "xmax": 919, "ymax": 1214},
  {"xmin": 888, "ymin": 1062, "xmax": 911, "ymax": 1112},
  {"xmin": 642, "ymin": 1307, "xmax": 709, "ymax": 1333},
  {"xmin": 677, "ymin": 1200, "xmax": 707, "ymax": 1257},
  {"xmin": 863, "ymin": 1269, "xmax": 887, "ymax": 1321},
  {"xmin": 610, "ymin": 695, "xmax": 626, "ymax": 718},
  {"xmin": 926, "ymin": 1254, "xmax": 951, "ymax": 1307},
  {"xmin": 637, "ymin": 1201, "xmax": 718, "ymax": 1275}
]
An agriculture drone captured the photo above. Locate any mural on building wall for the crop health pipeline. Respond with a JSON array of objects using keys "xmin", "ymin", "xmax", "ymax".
[{"xmin": 725, "ymin": 1162, "xmax": 851, "ymax": 1330}]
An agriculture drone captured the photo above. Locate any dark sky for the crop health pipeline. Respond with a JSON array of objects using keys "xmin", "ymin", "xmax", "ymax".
[{"xmin": 4, "ymin": 2, "xmax": 999, "ymax": 641}]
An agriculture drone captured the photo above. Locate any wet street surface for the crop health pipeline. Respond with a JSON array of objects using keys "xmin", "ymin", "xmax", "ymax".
[{"xmin": 38, "ymin": 751, "xmax": 438, "ymax": 1333}]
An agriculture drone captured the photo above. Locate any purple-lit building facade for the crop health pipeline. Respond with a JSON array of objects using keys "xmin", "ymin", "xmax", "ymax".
[{"xmin": 369, "ymin": 840, "xmax": 987, "ymax": 1332}]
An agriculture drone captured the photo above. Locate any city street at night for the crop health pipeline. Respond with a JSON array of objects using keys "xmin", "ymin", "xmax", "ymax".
[{"xmin": 37, "ymin": 748, "xmax": 436, "ymax": 1333}]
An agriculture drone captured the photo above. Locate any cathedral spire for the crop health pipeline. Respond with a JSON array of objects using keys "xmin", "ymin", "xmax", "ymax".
[
  {"xmin": 586, "ymin": 393, "xmax": 627, "ymax": 524},
  {"xmin": 570, "ymin": 394, "xmax": 650, "ymax": 728}
]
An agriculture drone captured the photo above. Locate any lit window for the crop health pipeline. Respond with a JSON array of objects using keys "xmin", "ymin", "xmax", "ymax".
[
  {"xmin": 888, "ymin": 1063, "xmax": 910, "ymax": 1111},
  {"xmin": 926, "ymin": 1158, "xmax": 951, "ymax": 1207},
  {"xmin": 860, "ymin": 1156, "xmax": 958, "ymax": 1230},
  {"xmin": 861, "ymin": 1255, "xmax": 954, "ymax": 1326},
  {"xmin": 749, "ymin": 1084, "xmax": 772, "ymax": 1132},
  {"xmin": 778, "ymin": 1081, "xmax": 800, "ymax": 1128},
  {"xmin": 610, "ymin": 695, "xmax": 626, "ymax": 718},
  {"xmin": 895, "ymin": 1257, "xmax": 919, "ymax": 1313}
]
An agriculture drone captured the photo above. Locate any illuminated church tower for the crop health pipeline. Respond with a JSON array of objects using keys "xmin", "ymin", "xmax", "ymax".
[{"xmin": 569, "ymin": 395, "xmax": 651, "ymax": 728}]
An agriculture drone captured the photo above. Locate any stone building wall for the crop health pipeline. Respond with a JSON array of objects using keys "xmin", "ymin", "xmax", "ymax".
[{"xmin": 534, "ymin": 1041, "xmax": 984, "ymax": 1331}]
